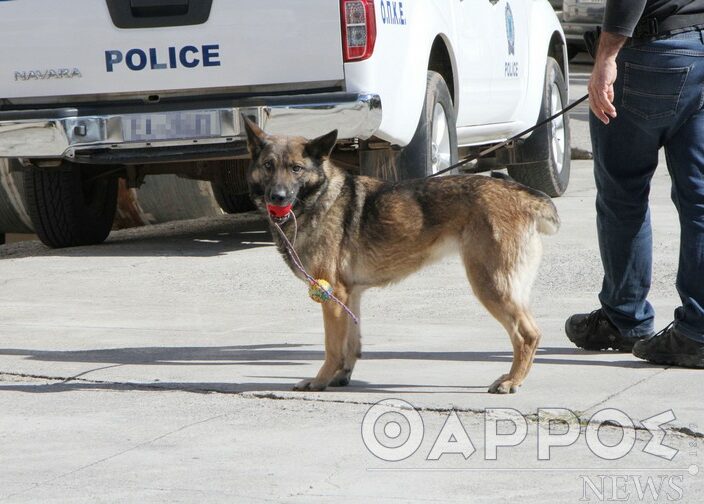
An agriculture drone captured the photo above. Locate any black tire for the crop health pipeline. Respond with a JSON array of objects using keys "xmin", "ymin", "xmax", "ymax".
[
  {"xmin": 507, "ymin": 57, "xmax": 571, "ymax": 197},
  {"xmin": 23, "ymin": 163, "xmax": 118, "ymax": 248},
  {"xmin": 399, "ymin": 71, "xmax": 458, "ymax": 179},
  {"xmin": 210, "ymin": 159, "xmax": 255, "ymax": 213}
]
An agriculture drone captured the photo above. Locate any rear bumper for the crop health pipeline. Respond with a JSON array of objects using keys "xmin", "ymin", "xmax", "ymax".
[{"xmin": 0, "ymin": 92, "xmax": 382, "ymax": 162}]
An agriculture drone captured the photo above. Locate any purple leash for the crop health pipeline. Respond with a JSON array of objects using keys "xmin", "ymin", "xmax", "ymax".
[{"xmin": 271, "ymin": 219, "xmax": 360, "ymax": 325}]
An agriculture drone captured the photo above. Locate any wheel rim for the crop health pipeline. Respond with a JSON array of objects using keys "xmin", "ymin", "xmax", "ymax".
[
  {"xmin": 549, "ymin": 81, "xmax": 566, "ymax": 175},
  {"xmin": 431, "ymin": 102, "xmax": 452, "ymax": 175}
]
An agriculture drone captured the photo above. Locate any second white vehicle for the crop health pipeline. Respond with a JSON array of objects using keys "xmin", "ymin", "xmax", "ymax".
[{"xmin": 0, "ymin": 0, "xmax": 570, "ymax": 247}]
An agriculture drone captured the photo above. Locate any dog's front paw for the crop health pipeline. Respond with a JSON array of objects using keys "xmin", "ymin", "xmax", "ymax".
[
  {"xmin": 488, "ymin": 376, "xmax": 518, "ymax": 394},
  {"xmin": 293, "ymin": 378, "xmax": 328, "ymax": 392}
]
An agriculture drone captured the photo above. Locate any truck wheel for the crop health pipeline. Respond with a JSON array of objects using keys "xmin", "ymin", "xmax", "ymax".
[
  {"xmin": 400, "ymin": 71, "xmax": 458, "ymax": 178},
  {"xmin": 23, "ymin": 163, "xmax": 118, "ymax": 248},
  {"xmin": 507, "ymin": 57, "xmax": 570, "ymax": 197},
  {"xmin": 210, "ymin": 159, "xmax": 255, "ymax": 214}
]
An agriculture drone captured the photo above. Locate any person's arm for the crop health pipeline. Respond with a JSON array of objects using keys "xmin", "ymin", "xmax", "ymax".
[
  {"xmin": 588, "ymin": 1, "xmax": 648, "ymax": 124},
  {"xmin": 603, "ymin": 1, "xmax": 648, "ymax": 37},
  {"xmin": 588, "ymin": 32, "xmax": 627, "ymax": 124}
]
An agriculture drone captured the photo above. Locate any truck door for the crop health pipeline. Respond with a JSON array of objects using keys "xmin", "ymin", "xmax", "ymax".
[
  {"xmin": 455, "ymin": 0, "xmax": 500, "ymax": 126},
  {"xmin": 487, "ymin": 0, "xmax": 530, "ymax": 122}
]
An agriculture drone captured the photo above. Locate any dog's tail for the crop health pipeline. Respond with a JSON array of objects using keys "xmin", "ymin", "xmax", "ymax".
[
  {"xmin": 500, "ymin": 177, "xmax": 560, "ymax": 235},
  {"xmin": 532, "ymin": 195, "xmax": 560, "ymax": 235}
]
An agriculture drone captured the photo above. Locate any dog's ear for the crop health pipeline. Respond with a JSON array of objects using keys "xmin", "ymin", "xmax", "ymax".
[
  {"xmin": 305, "ymin": 130, "xmax": 338, "ymax": 160},
  {"xmin": 241, "ymin": 114, "xmax": 268, "ymax": 159}
]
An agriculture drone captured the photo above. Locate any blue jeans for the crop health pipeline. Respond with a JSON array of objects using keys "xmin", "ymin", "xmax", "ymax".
[{"xmin": 591, "ymin": 30, "xmax": 704, "ymax": 343}]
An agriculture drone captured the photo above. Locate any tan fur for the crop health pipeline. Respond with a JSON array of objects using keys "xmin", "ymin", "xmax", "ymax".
[{"xmin": 243, "ymin": 119, "xmax": 559, "ymax": 394}]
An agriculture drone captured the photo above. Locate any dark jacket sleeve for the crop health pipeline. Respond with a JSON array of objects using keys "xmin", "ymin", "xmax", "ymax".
[{"xmin": 603, "ymin": 0, "xmax": 649, "ymax": 37}]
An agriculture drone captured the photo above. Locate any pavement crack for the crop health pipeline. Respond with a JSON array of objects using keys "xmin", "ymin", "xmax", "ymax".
[
  {"xmin": 243, "ymin": 392, "xmax": 704, "ymax": 438},
  {"xmin": 583, "ymin": 367, "xmax": 671, "ymax": 416},
  {"xmin": 60, "ymin": 364, "xmax": 126, "ymax": 383},
  {"xmin": 3, "ymin": 370, "xmax": 702, "ymax": 440},
  {"xmin": 669, "ymin": 425, "xmax": 704, "ymax": 439},
  {"xmin": 0, "ymin": 371, "xmax": 72, "ymax": 382}
]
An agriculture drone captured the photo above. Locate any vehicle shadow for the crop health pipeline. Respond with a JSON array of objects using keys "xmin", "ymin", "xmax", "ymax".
[
  {"xmin": 0, "ymin": 344, "xmax": 657, "ymax": 395},
  {"xmin": 0, "ymin": 213, "xmax": 273, "ymax": 260}
]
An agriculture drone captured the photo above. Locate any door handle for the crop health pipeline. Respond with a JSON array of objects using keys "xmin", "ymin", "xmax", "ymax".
[{"xmin": 130, "ymin": 0, "xmax": 189, "ymax": 17}]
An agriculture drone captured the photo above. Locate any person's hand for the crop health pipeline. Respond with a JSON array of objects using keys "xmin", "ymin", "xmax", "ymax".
[
  {"xmin": 587, "ymin": 31, "xmax": 627, "ymax": 125},
  {"xmin": 589, "ymin": 56, "xmax": 618, "ymax": 124}
]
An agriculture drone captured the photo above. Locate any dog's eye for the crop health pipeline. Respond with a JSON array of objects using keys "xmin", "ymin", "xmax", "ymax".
[
  {"xmin": 291, "ymin": 164, "xmax": 304, "ymax": 173},
  {"xmin": 263, "ymin": 160, "xmax": 274, "ymax": 171}
]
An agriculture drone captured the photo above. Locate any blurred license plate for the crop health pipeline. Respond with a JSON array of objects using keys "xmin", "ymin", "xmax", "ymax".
[{"xmin": 122, "ymin": 111, "xmax": 221, "ymax": 142}]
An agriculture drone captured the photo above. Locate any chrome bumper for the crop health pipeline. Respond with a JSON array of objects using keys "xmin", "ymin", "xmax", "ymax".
[{"xmin": 0, "ymin": 92, "xmax": 382, "ymax": 160}]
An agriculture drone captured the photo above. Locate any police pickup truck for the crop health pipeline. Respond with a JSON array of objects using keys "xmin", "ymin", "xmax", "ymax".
[{"xmin": 0, "ymin": 0, "xmax": 569, "ymax": 248}]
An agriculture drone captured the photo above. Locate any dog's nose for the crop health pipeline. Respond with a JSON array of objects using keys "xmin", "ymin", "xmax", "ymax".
[{"xmin": 269, "ymin": 187, "xmax": 289, "ymax": 205}]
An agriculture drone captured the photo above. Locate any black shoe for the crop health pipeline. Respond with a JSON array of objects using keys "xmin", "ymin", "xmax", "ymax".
[
  {"xmin": 633, "ymin": 323, "xmax": 704, "ymax": 368},
  {"xmin": 565, "ymin": 309, "xmax": 643, "ymax": 352}
]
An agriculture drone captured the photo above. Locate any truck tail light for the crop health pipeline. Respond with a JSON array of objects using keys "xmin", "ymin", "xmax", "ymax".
[{"xmin": 340, "ymin": 0, "xmax": 376, "ymax": 62}]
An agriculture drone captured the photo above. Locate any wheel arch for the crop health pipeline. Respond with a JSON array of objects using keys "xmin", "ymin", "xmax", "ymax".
[
  {"xmin": 513, "ymin": 2, "xmax": 569, "ymax": 130},
  {"xmin": 548, "ymin": 30, "xmax": 569, "ymax": 86},
  {"xmin": 427, "ymin": 35, "xmax": 457, "ymax": 106}
]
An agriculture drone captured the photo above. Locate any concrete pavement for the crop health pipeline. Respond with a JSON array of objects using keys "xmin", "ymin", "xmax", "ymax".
[{"xmin": 0, "ymin": 61, "xmax": 702, "ymax": 503}]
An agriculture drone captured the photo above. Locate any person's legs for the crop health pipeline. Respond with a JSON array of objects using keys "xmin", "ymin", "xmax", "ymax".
[
  {"xmin": 632, "ymin": 97, "xmax": 704, "ymax": 368},
  {"xmin": 663, "ymin": 120, "xmax": 704, "ymax": 343},
  {"xmin": 566, "ymin": 41, "xmax": 689, "ymax": 349},
  {"xmin": 591, "ymin": 109, "xmax": 659, "ymax": 339},
  {"xmin": 623, "ymin": 31, "xmax": 704, "ymax": 367},
  {"xmin": 565, "ymin": 108, "xmax": 659, "ymax": 351},
  {"xmin": 588, "ymin": 29, "xmax": 704, "ymax": 366},
  {"xmin": 634, "ymin": 106, "xmax": 704, "ymax": 367}
]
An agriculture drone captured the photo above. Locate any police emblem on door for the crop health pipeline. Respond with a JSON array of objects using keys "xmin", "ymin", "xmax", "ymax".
[{"xmin": 505, "ymin": 3, "xmax": 515, "ymax": 56}]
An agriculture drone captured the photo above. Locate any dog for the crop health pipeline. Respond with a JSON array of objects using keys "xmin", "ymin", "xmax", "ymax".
[{"xmin": 243, "ymin": 118, "xmax": 559, "ymax": 394}]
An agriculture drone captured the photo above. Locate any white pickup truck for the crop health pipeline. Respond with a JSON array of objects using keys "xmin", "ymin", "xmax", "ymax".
[{"xmin": 0, "ymin": 0, "xmax": 570, "ymax": 248}]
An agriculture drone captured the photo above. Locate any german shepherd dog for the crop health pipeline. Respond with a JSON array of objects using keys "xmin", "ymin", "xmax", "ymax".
[{"xmin": 243, "ymin": 118, "xmax": 559, "ymax": 394}]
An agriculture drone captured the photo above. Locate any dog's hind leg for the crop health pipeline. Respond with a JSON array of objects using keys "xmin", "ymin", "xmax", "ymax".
[
  {"xmin": 486, "ymin": 311, "xmax": 542, "ymax": 394},
  {"xmin": 517, "ymin": 311, "xmax": 543, "ymax": 381},
  {"xmin": 294, "ymin": 284, "xmax": 360, "ymax": 391},
  {"xmin": 462, "ymin": 231, "xmax": 543, "ymax": 394}
]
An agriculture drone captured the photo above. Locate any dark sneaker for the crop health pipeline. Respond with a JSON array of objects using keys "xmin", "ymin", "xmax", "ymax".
[
  {"xmin": 633, "ymin": 324, "xmax": 704, "ymax": 368},
  {"xmin": 565, "ymin": 309, "xmax": 643, "ymax": 352}
]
